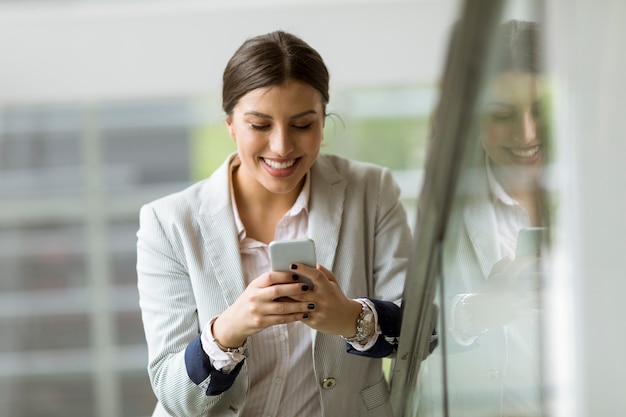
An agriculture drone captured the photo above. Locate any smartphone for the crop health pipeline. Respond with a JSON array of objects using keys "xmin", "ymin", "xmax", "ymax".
[
  {"xmin": 515, "ymin": 227, "xmax": 546, "ymax": 258},
  {"xmin": 269, "ymin": 238, "xmax": 317, "ymax": 288}
]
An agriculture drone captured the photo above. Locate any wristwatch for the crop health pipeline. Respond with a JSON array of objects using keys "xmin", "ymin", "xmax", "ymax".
[
  {"xmin": 213, "ymin": 336, "xmax": 248, "ymax": 356},
  {"xmin": 210, "ymin": 317, "xmax": 248, "ymax": 356},
  {"xmin": 343, "ymin": 300, "xmax": 375, "ymax": 344}
]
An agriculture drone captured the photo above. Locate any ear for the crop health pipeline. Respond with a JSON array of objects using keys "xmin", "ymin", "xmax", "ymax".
[{"xmin": 225, "ymin": 117, "xmax": 236, "ymax": 141}]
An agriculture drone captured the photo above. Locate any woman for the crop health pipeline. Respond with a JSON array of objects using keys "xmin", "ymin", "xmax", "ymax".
[
  {"xmin": 418, "ymin": 20, "xmax": 548, "ymax": 417},
  {"xmin": 137, "ymin": 31, "xmax": 412, "ymax": 417}
]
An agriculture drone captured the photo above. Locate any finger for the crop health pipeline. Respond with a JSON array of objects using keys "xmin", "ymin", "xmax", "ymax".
[
  {"xmin": 270, "ymin": 270, "xmax": 304, "ymax": 285},
  {"xmin": 288, "ymin": 263, "xmax": 322, "ymax": 289},
  {"xmin": 264, "ymin": 298, "xmax": 316, "ymax": 316},
  {"xmin": 252, "ymin": 271, "xmax": 300, "ymax": 289},
  {"xmin": 265, "ymin": 281, "xmax": 312, "ymax": 301}
]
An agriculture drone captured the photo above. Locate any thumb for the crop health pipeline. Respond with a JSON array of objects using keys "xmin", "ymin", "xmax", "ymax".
[{"xmin": 316, "ymin": 264, "xmax": 338, "ymax": 283}]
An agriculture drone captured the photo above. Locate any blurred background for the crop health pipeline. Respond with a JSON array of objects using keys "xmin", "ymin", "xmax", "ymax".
[
  {"xmin": 0, "ymin": 1, "xmax": 459, "ymax": 416},
  {"xmin": 2, "ymin": 1, "xmax": 626, "ymax": 417}
]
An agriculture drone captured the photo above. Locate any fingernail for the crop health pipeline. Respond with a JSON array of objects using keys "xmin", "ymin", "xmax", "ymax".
[
  {"xmin": 292, "ymin": 274, "xmax": 299, "ymax": 281},
  {"xmin": 307, "ymin": 303, "xmax": 315, "ymax": 310},
  {"xmin": 290, "ymin": 264, "xmax": 298, "ymax": 270},
  {"xmin": 302, "ymin": 285, "xmax": 309, "ymax": 291},
  {"xmin": 303, "ymin": 313, "xmax": 309, "ymax": 319}
]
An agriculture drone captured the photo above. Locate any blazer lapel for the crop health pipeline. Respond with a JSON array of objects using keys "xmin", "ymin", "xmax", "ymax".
[
  {"xmin": 463, "ymin": 172, "xmax": 502, "ymax": 278},
  {"xmin": 197, "ymin": 154, "xmax": 247, "ymax": 305},
  {"xmin": 308, "ymin": 156, "xmax": 346, "ymax": 274}
]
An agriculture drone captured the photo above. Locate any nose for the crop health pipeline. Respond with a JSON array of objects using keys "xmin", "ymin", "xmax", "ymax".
[
  {"xmin": 269, "ymin": 126, "xmax": 294, "ymax": 156},
  {"xmin": 519, "ymin": 110, "xmax": 538, "ymax": 144}
]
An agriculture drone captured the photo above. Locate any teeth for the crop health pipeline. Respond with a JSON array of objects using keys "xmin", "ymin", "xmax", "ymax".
[
  {"xmin": 510, "ymin": 146, "xmax": 540, "ymax": 158},
  {"xmin": 263, "ymin": 158, "xmax": 296, "ymax": 170}
]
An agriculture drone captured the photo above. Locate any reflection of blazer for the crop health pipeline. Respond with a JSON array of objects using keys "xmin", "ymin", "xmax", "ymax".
[
  {"xmin": 418, "ymin": 166, "xmax": 506, "ymax": 417},
  {"xmin": 137, "ymin": 153, "xmax": 412, "ymax": 417},
  {"xmin": 419, "ymin": 166, "xmax": 541, "ymax": 417}
]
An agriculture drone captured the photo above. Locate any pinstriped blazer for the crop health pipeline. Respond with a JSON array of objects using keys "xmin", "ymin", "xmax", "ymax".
[{"xmin": 137, "ymin": 153, "xmax": 412, "ymax": 417}]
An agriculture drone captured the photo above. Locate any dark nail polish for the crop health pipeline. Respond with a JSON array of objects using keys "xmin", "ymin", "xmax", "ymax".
[
  {"xmin": 308, "ymin": 303, "xmax": 315, "ymax": 310},
  {"xmin": 303, "ymin": 313, "xmax": 309, "ymax": 319},
  {"xmin": 302, "ymin": 285, "xmax": 309, "ymax": 291},
  {"xmin": 290, "ymin": 264, "xmax": 298, "ymax": 270},
  {"xmin": 292, "ymin": 274, "xmax": 299, "ymax": 281}
]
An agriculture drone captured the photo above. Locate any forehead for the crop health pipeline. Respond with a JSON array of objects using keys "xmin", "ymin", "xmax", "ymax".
[
  {"xmin": 485, "ymin": 72, "xmax": 544, "ymax": 104},
  {"xmin": 235, "ymin": 80, "xmax": 323, "ymax": 114}
]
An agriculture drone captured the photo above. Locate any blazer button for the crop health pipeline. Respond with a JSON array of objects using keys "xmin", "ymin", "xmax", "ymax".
[{"xmin": 321, "ymin": 377, "xmax": 337, "ymax": 390}]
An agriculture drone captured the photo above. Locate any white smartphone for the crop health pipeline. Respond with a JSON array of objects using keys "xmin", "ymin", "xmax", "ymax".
[
  {"xmin": 515, "ymin": 227, "xmax": 546, "ymax": 258},
  {"xmin": 269, "ymin": 238, "xmax": 317, "ymax": 288}
]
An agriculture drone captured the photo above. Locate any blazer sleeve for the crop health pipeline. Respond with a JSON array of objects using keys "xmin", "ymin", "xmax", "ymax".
[
  {"xmin": 137, "ymin": 203, "xmax": 236, "ymax": 416},
  {"xmin": 346, "ymin": 167, "xmax": 413, "ymax": 358},
  {"xmin": 345, "ymin": 298, "xmax": 401, "ymax": 358}
]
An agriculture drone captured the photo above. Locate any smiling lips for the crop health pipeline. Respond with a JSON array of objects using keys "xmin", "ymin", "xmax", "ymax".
[
  {"xmin": 508, "ymin": 145, "xmax": 541, "ymax": 163},
  {"xmin": 262, "ymin": 157, "xmax": 297, "ymax": 170}
]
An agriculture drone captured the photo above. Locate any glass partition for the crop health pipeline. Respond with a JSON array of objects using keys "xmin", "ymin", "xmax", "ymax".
[{"xmin": 391, "ymin": 1, "xmax": 551, "ymax": 416}]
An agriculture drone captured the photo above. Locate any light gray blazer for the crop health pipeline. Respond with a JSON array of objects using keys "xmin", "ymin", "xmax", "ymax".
[{"xmin": 137, "ymin": 153, "xmax": 412, "ymax": 417}]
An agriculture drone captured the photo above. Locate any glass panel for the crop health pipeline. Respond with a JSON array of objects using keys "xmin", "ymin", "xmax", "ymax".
[{"xmin": 416, "ymin": 2, "xmax": 551, "ymax": 417}]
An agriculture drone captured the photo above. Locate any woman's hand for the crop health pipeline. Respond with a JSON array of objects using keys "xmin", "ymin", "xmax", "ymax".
[
  {"xmin": 463, "ymin": 254, "xmax": 543, "ymax": 331},
  {"xmin": 211, "ymin": 271, "xmax": 315, "ymax": 349},
  {"xmin": 288, "ymin": 263, "xmax": 362, "ymax": 338}
]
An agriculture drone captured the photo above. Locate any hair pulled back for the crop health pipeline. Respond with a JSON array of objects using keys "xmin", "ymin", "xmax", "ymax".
[
  {"xmin": 492, "ymin": 20, "xmax": 541, "ymax": 75},
  {"xmin": 222, "ymin": 31, "xmax": 330, "ymax": 116}
]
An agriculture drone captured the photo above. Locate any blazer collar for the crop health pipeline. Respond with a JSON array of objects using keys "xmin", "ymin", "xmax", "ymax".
[
  {"xmin": 462, "ymin": 167, "xmax": 502, "ymax": 278},
  {"xmin": 308, "ymin": 155, "xmax": 346, "ymax": 274},
  {"xmin": 197, "ymin": 153, "xmax": 247, "ymax": 304}
]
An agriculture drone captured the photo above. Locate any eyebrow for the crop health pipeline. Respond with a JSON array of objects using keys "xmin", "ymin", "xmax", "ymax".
[
  {"xmin": 487, "ymin": 100, "xmax": 542, "ymax": 108},
  {"xmin": 243, "ymin": 110, "xmax": 318, "ymax": 119},
  {"xmin": 486, "ymin": 102, "xmax": 515, "ymax": 108}
]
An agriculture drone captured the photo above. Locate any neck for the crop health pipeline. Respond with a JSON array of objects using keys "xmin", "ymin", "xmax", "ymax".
[{"xmin": 231, "ymin": 170, "xmax": 304, "ymax": 243}]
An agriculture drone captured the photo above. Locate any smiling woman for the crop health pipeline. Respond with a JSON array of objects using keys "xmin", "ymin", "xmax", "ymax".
[
  {"xmin": 226, "ymin": 80, "xmax": 325, "ymax": 225},
  {"xmin": 136, "ymin": 30, "xmax": 413, "ymax": 417},
  {"xmin": 481, "ymin": 71, "xmax": 546, "ymax": 223}
]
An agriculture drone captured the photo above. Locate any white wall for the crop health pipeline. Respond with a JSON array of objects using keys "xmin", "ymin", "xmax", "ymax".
[{"xmin": 0, "ymin": 0, "xmax": 459, "ymax": 105}]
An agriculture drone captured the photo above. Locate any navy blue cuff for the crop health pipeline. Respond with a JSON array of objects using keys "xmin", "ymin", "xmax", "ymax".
[
  {"xmin": 346, "ymin": 336, "xmax": 394, "ymax": 358},
  {"xmin": 184, "ymin": 333, "xmax": 244, "ymax": 396},
  {"xmin": 366, "ymin": 298, "xmax": 401, "ymax": 337}
]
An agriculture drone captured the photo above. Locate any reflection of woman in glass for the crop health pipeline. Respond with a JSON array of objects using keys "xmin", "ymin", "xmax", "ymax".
[
  {"xmin": 137, "ymin": 31, "xmax": 411, "ymax": 417},
  {"xmin": 419, "ymin": 20, "xmax": 547, "ymax": 417}
]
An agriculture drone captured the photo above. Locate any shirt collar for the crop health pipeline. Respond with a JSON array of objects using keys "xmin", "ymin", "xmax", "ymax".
[{"xmin": 485, "ymin": 157, "xmax": 519, "ymax": 207}]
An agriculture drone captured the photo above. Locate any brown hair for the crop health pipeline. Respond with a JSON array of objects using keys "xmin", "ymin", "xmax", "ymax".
[
  {"xmin": 491, "ymin": 20, "xmax": 541, "ymax": 75},
  {"xmin": 222, "ymin": 31, "xmax": 330, "ymax": 116}
]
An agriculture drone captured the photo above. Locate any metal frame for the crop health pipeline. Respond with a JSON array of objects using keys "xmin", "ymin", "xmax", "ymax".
[{"xmin": 389, "ymin": 1, "xmax": 504, "ymax": 415}]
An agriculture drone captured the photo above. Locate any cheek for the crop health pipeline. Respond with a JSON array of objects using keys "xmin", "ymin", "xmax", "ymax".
[{"xmin": 482, "ymin": 122, "xmax": 511, "ymax": 146}]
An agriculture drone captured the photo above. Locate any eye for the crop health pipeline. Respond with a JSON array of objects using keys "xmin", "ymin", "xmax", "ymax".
[
  {"xmin": 490, "ymin": 112, "xmax": 514, "ymax": 122},
  {"xmin": 293, "ymin": 123, "xmax": 313, "ymax": 130},
  {"xmin": 250, "ymin": 124, "xmax": 270, "ymax": 131}
]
